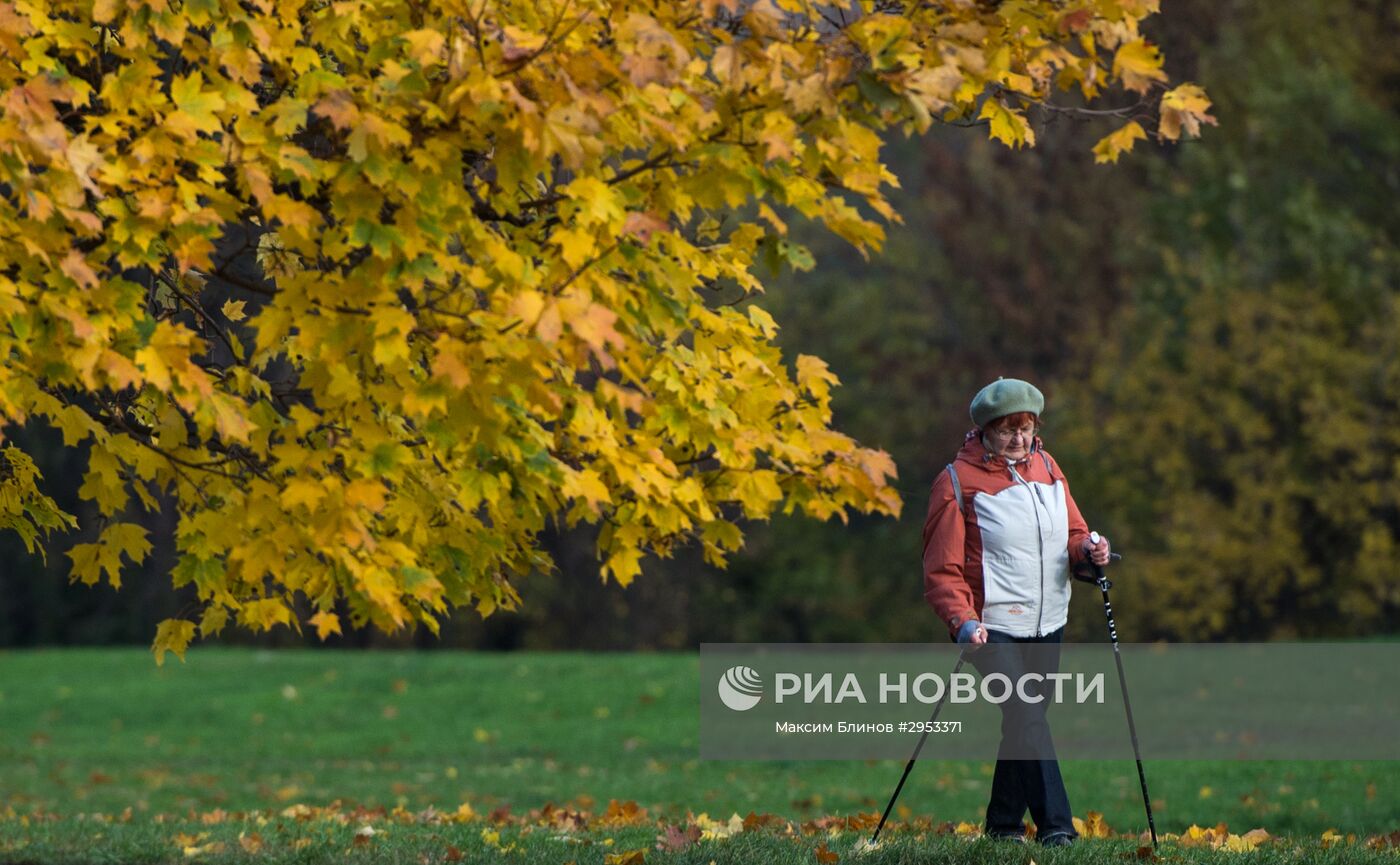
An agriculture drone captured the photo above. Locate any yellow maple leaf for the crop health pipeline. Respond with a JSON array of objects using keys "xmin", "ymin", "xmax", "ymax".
[
  {"xmin": 553, "ymin": 227, "xmax": 596, "ymax": 269},
  {"xmin": 978, "ymin": 99, "xmax": 1036, "ymax": 149},
  {"xmin": 564, "ymin": 468, "xmax": 612, "ymax": 513},
  {"xmin": 1113, "ymin": 40, "xmax": 1169, "ymax": 94},
  {"xmin": 207, "ymin": 393, "xmax": 256, "ymax": 444},
  {"xmin": 221, "ymin": 299, "xmax": 247, "ymax": 321},
  {"xmin": 239, "ymin": 599, "xmax": 295, "ymax": 633},
  {"xmin": 1158, "ymin": 83, "xmax": 1218, "ymax": 141},
  {"xmin": 152, "ymin": 618, "xmax": 196, "ymax": 666},
  {"xmin": 605, "ymin": 545, "xmax": 644, "ymax": 587},
  {"xmin": 509, "ymin": 290, "xmax": 546, "ymax": 328},
  {"xmin": 166, "ymin": 72, "xmax": 226, "ymax": 137},
  {"xmin": 308, "ymin": 611, "xmax": 342, "ymax": 640},
  {"xmin": 1092, "ymin": 121, "xmax": 1147, "ymax": 164},
  {"xmin": 402, "ymin": 29, "xmax": 446, "ymax": 66}
]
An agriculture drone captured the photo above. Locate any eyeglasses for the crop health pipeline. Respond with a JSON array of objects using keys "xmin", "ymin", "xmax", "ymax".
[{"xmin": 986, "ymin": 426, "xmax": 1037, "ymax": 440}]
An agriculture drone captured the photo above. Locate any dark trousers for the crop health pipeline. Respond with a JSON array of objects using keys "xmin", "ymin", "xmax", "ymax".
[{"xmin": 968, "ymin": 626, "xmax": 1077, "ymax": 840}]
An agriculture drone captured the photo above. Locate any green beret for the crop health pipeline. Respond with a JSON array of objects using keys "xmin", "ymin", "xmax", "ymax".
[{"xmin": 969, "ymin": 377, "xmax": 1044, "ymax": 428}]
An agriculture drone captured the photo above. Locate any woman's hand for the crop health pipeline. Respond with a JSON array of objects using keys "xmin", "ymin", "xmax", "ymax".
[
  {"xmin": 1083, "ymin": 534, "xmax": 1111, "ymax": 566},
  {"xmin": 957, "ymin": 620, "xmax": 987, "ymax": 646}
]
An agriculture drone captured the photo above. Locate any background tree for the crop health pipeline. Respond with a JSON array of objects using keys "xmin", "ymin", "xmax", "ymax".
[
  {"xmin": 0, "ymin": 0, "xmax": 1209, "ymax": 658},
  {"xmin": 1053, "ymin": 0, "xmax": 1400, "ymax": 640}
]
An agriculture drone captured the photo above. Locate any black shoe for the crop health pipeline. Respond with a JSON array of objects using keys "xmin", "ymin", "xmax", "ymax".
[
  {"xmin": 984, "ymin": 830, "xmax": 1027, "ymax": 843},
  {"xmin": 1038, "ymin": 832, "xmax": 1076, "ymax": 847}
]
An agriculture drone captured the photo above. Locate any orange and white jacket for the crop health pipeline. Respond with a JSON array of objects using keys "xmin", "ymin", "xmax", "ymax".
[{"xmin": 921, "ymin": 430, "xmax": 1092, "ymax": 640}]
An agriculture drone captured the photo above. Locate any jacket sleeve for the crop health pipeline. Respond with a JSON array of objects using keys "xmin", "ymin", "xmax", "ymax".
[
  {"xmin": 1046, "ymin": 452, "xmax": 1092, "ymax": 565},
  {"xmin": 922, "ymin": 469, "xmax": 979, "ymax": 638}
]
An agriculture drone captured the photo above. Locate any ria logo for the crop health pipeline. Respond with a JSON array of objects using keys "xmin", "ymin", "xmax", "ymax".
[{"xmin": 717, "ymin": 665, "xmax": 763, "ymax": 711}]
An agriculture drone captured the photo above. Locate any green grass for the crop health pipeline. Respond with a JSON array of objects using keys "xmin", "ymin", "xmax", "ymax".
[
  {"xmin": 7, "ymin": 820, "xmax": 1400, "ymax": 865},
  {"xmin": 1, "ymin": 647, "xmax": 1397, "ymax": 863}
]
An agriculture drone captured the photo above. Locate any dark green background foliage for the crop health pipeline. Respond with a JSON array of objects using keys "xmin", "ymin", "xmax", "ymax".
[{"xmin": 2, "ymin": 0, "xmax": 1396, "ymax": 648}]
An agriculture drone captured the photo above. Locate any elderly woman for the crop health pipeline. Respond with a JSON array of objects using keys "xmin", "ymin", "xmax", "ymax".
[{"xmin": 921, "ymin": 377, "xmax": 1111, "ymax": 847}]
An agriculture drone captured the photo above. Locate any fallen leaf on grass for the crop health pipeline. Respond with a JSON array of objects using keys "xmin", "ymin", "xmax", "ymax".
[
  {"xmin": 604, "ymin": 849, "xmax": 647, "ymax": 864},
  {"xmin": 1320, "ymin": 828, "xmax": 1355, "ymax": 848},
  {"xmin": 806, "ymin": 815, "xmax": 861, "ymax": 833},
  {"xmin": 444, "ymin": 845, "xmax": 463, "ymax": 862},
  {"xmin": 536, "ymin": 802, "xmax": 589, "ymax": 831},
  {"xmin": 1178, "ymin": 822, "xmax": 1230, "ymax": 848},
  {"xmin": 932, "ymin": 820, "xmax": 982, "ymax": 835},
  {"xmin": 481, "ymin": 827, "xmax": 517, "ymax": 853},
  {"xmin": 1366, "ymin": 831, "xmax": 1400, "ymax": 850},
  {"xmin": 1172, "ymin": 823, "xmax": 1272, "ymax": 851},
  {"xmin": 845, "ymin": 813, "xmax": 880, "ymax": 832},
  {"xmin": 599, "ymin": 799, "xmax": 649, "ymax": 827},
  {"xmin": 694, "ymin": 812, "xmax": 743, "ymax": 839},
  {"xmin": 1233, "ymin": 828, "xmax": 1272, "ymax": 850},
  {"xmin": 743, "ymin": 811, "xmax": 785, "ymax": 831},
  {"xmin": 814, "ymin": 841, "xmax": 839, "ymax": 863},
  {"xmin": 1073, "ymin": 811, "xmax": 1112, "ymax": 838},
  {"xmin": 656, "ymin": 824, "xmax": 701, "ymax": 852}
]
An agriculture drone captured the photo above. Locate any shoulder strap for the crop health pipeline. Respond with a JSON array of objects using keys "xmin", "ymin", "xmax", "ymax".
[
  {"xmin": 1041, "ymin": 450, "xmax": 1052, "ymax": 477},
  {"xmin": 945, "ymin": 463, "xmax": 964, "ymax": 514}
]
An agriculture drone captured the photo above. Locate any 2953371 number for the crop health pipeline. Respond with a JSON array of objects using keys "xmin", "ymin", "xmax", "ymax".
[{"xmin": 904, "ymin": 721, "xmax": 962, "ymax": 733}]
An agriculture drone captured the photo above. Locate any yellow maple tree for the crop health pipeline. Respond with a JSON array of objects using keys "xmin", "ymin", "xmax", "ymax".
[{"xmin": 0, "ymin": 0, "xmax": 1212, "ymax": 662}]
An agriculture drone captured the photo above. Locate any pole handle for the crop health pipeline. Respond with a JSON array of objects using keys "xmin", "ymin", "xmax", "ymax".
[{"xmin": 1086, "ymin": 531, "xmax": 1121, "ymax": 588}]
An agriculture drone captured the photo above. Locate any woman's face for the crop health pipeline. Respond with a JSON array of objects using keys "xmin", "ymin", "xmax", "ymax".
[{"xmin": 983, "ymin": 419, "xmax": 1037, "ymax": 460}]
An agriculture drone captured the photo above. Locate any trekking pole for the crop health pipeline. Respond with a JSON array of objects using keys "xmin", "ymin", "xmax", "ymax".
[
  {"xmin": 1081, "ymin": 531, "xmax": 1159, "ymax": 849},
  {"xmin": 869, "ymin": 651, "xmax": 966, "ymax": 846}
]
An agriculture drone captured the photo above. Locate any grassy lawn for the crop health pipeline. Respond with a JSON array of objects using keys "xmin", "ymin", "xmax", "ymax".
[{"xmin": 1, "ymin": 647, "xmax": 1397, "ymax": 863}]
